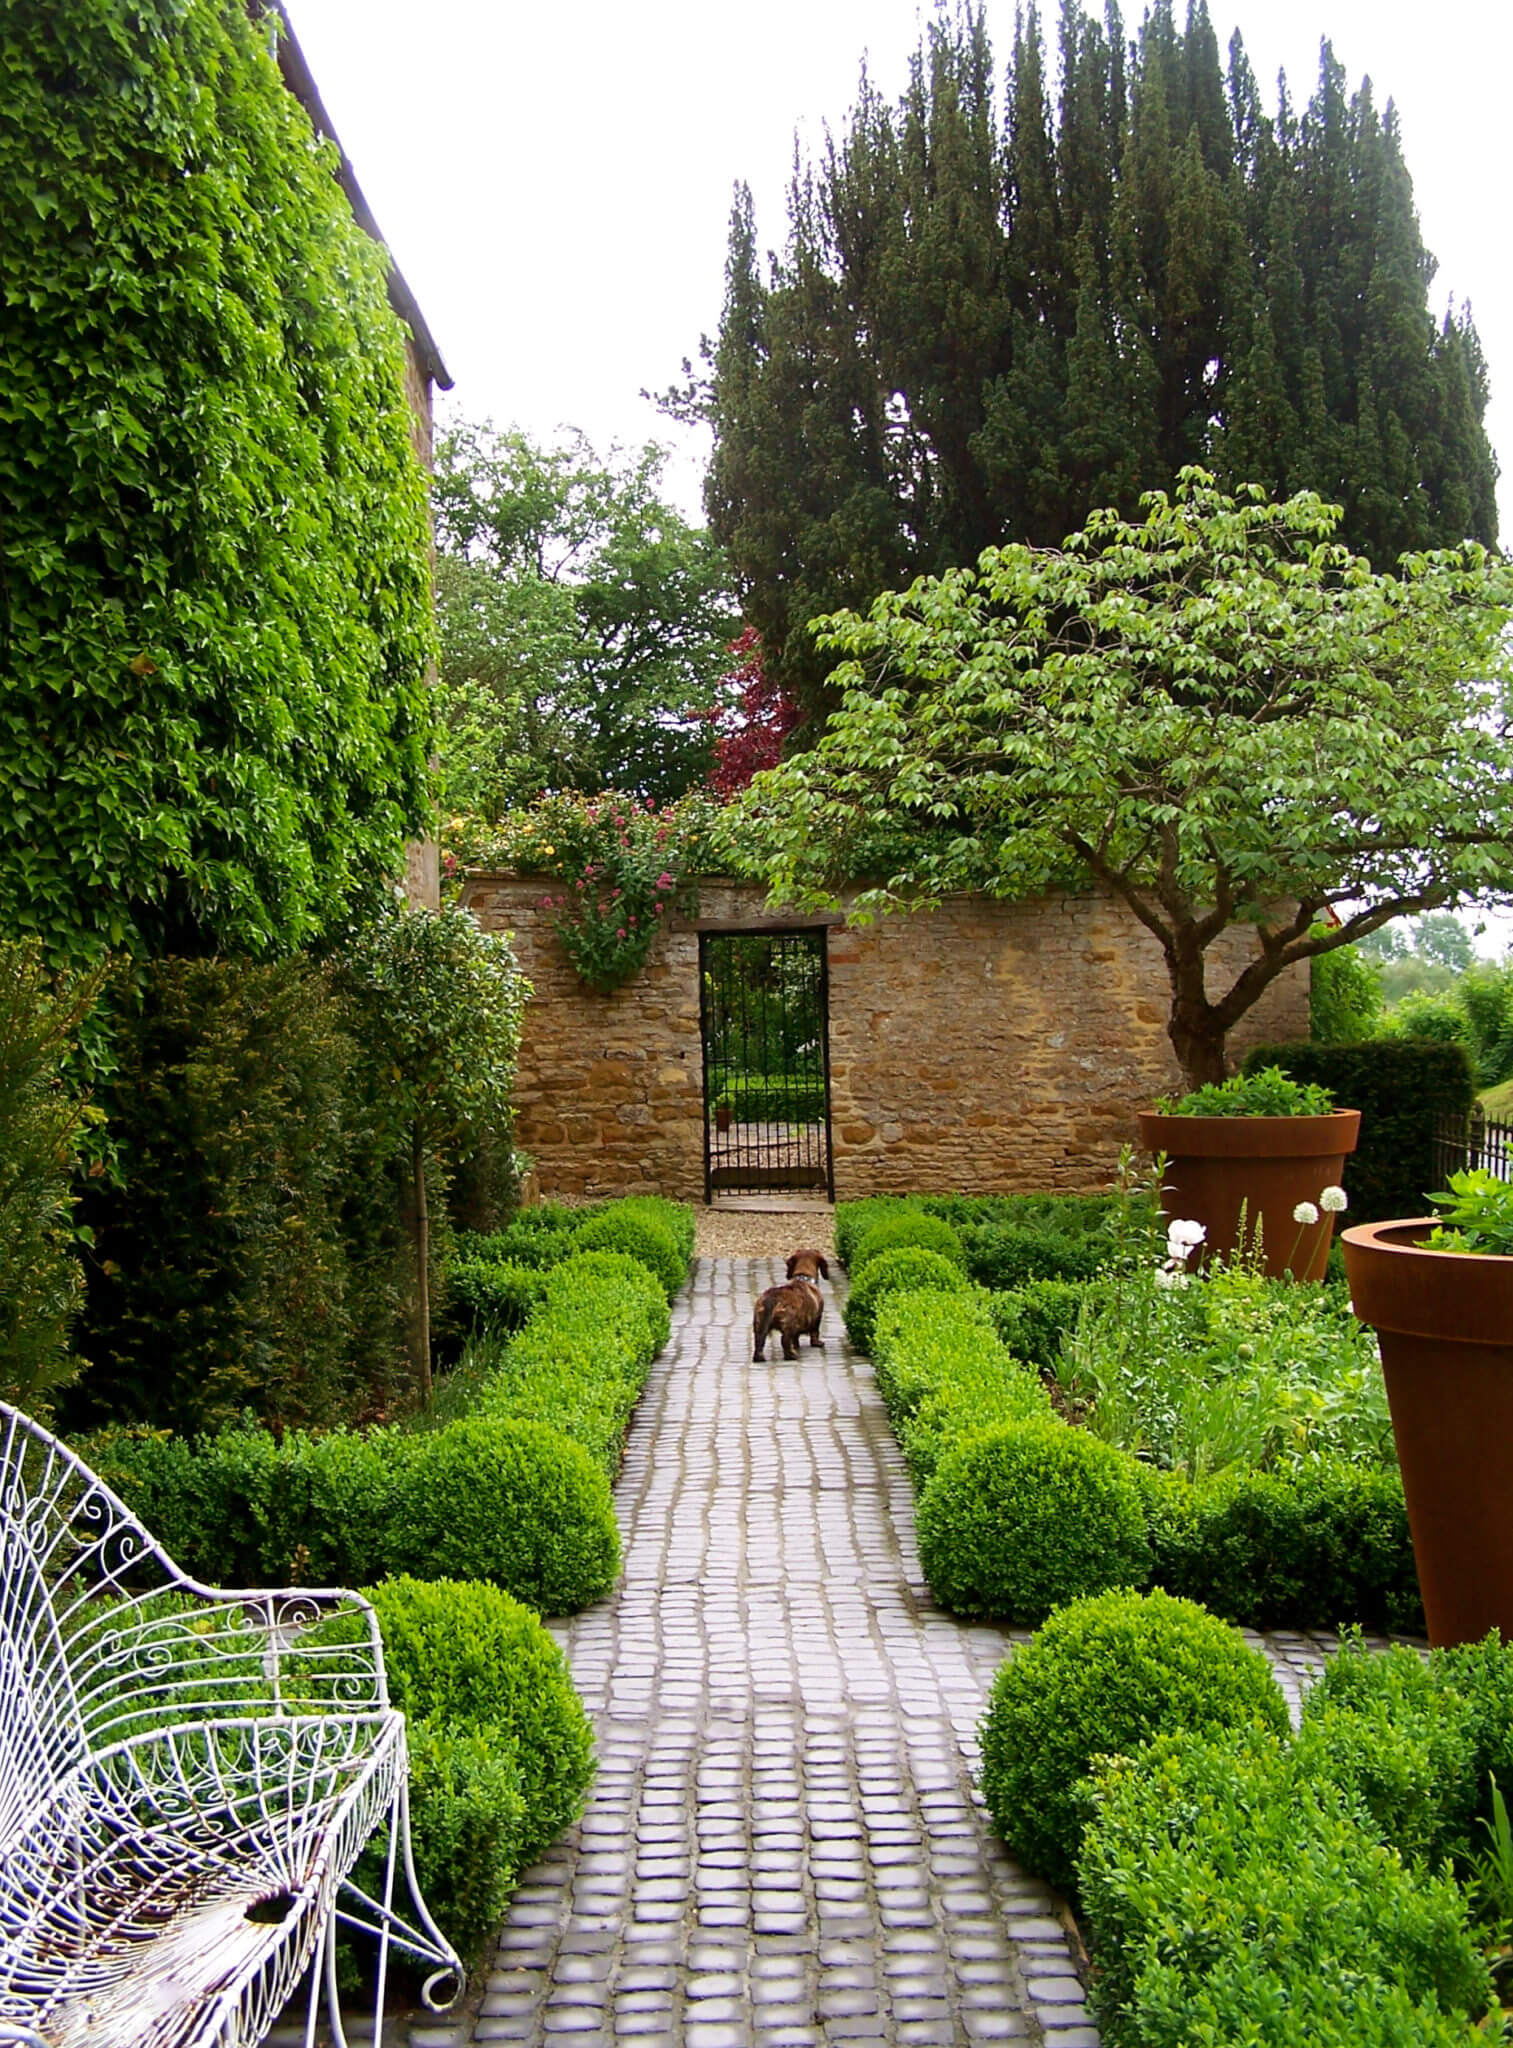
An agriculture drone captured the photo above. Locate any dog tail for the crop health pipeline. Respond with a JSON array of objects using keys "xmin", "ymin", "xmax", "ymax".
[{"xmin": 753, "ymin": 1295, "xmax": 776, "ymax": 1362}]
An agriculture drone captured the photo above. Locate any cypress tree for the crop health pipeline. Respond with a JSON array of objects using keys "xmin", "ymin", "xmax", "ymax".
[{"xmin": 697, "ymin": 0, "xmax": 1498, "ymax": 713}]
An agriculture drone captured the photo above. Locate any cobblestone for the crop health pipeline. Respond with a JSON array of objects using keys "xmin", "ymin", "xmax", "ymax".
[{"xmin": 436, "ymin": 1250, "xmax": 1391, "ymax": 2048}]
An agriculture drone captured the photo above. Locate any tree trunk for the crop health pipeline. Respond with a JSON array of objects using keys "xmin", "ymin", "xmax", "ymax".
[
  {"xmin": 1166, "ymin": 944, "xmax": 1231, "ymax": 1091},
  {"xmin": 410, "ymin": 1118, "xmax": 432, "ymax": 1404}
]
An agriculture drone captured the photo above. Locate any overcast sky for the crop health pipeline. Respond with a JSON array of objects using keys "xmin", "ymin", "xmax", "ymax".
[{"xmin": 285, "ymin": 0, "xmax": 1512, "ymax": 530}]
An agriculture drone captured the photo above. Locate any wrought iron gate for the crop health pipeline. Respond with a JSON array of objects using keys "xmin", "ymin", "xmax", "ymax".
[{"xmin": 699, "ymin": 928, "xmax": 834, "ymax": 1200}]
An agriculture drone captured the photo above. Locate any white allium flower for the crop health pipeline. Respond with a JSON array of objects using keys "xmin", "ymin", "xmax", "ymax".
[
  {"xmin": 1292, "ymin": 1201, "xmax": 1320, "ymax": 1226},
  {"xmin": 1320, "ymin": 1185, "xmax": 1348, "ymax": 1213},
  {"xmin": 1167, "ymin": 1218, "xmax": 1207, "ymax": 1249},
  {"xmin": 1154, "ymin": 1267, "xmax": 1190, "ymax": 1289}
]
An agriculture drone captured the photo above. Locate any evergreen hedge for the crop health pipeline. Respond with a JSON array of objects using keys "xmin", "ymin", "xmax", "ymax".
[{"xmin": 1241, "ymin": 1039, "xmax": 1475, "ymax": 1223}]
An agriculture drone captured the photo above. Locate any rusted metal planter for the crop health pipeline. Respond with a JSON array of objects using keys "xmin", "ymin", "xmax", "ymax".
[
  {"xmin": 1136, "ymin": 1109, "xmax": 1361, "ymax": 1280},
  {"xmin": 1343, "ymin": 1218, "xmax": 1513, "ymax": 1647}
]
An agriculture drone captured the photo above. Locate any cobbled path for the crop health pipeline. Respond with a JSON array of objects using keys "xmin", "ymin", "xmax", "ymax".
[{"xmin": 462, "ymin": 1258, "xmax": 1097, "ymax": 2048}]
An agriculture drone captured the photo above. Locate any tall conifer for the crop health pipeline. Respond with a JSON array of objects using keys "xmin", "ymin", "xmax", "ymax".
[{"xmin": 699, "ymin": 1, "xmax": 1499, "ymax": 709}]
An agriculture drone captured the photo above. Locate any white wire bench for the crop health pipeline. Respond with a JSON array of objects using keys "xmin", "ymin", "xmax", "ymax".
[{"xmin": 0, "ymin": 1403, "xmax": 462, "ymax": 2048}]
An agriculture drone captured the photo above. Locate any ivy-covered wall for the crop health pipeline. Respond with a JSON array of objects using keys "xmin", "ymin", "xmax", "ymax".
[{"xmin": 0, "ymin": 0, "xmax": 436, "ymax": 963}]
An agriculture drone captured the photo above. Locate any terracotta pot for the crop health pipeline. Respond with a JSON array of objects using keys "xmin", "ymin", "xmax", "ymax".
[
  {"xmin": 1343, "ymin": 1217, "xmax": 1513, "ymax": 1648},
  {"xmin": 714, "ymin": 1102, "xmax": 732, "ymax": 1133},
  {"xmin": 1136, "ymin": 1109, "xmax": 1360, "ymax": 1281}
]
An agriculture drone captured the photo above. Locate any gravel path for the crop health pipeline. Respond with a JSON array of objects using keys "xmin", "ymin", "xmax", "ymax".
[{"xmin": 694, "ymin": 1209, "xmax": 837, "ymax": 1262}]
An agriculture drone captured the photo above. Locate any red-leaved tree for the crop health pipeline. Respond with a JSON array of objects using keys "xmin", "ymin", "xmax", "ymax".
[{"xmin": 709, "ymin": 628, "xmax": 803, "ymax": 793}]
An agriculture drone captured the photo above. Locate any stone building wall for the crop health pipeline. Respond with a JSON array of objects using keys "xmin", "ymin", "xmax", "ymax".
[{"xmin": 461, "ymin": 875, "xmax": 1311, "ymax": 1202}]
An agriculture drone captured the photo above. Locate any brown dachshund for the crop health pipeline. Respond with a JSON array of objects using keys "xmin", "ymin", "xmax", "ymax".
[{"xmin": 752, "ymin": 1251, "xmax": 830, "ymax": 1361}]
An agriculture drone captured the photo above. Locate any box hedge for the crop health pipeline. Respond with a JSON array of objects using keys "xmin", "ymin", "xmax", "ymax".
[
  {"xmin": 843, "ymin": 1246, "xmax": 976, "ymax": 1353},
  {"xmin": 850, "ymin": 1212, "xmax": 966, "ymax": 1276},
  {"xmin": 979, "ymin": 1588, "xmax": 1289, "ymax": 1891},
  {"xmin": 364, "ymin": 1576, "xmax": 594, "ymax": 1863},
  {"xmin": 987, "ymin": 1278, "xmax": 1109, "ymax": 1372},
  {"xmin": 572, "ymin": 1209, "xmax": 687, "ymax": 1300},
  {"xmin": 918, "ymin": 1423, "xmax": 1151, "ymax": 1623},
  {"xmin": 960, "ymin": 1224, "xmax": 1109, "ymax": 1292},
  {"xmin": 1079, "ymin": 1727, "xmax": 1491, "ymax": 2046},
  {"xmin": 874, "ymin": 1283, "xmax": 1422, "ymax": 1632},
  {"xmin": 1241, "ymin": 1039, "xmax": 1475, "ymax": 1224},
  {"xmin": 870, "ymin": 1291, "xmax": 1052, "ymax": 1488}
]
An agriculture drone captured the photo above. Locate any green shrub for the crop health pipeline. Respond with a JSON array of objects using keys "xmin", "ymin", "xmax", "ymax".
[
  {"xmin": 961, "ymin": 1224, "xmax": 1108, "ymax": 1292},
  {"xmin": 444, "ymin": 1258, "xmax": 545, "ymax": 1337},
  {"xmin": 381, "ymin": 1719, "xmax": 525, "ymax": 1967},
  {"xmin": 1151, "ymin": 1459, "xmax": 1421, "ymax": 1633},
  {"xmin": 73, "ymin": 957, "xmax": 412, "ymax": 1435},
  {"xmin": 1311, "ymin": 940, "xmax": 1384, "ymax": 1045},
  {"xmin": 979, "ymin": 1587, "xmax": 1289, "ymax": 1891},
  {"xmin": 540, "ymin": 1252, "xmax": 670, "ymax": 1360},
  {"xmin": 85, "ymin": 1411, "xmax": 621, "ymax": 1615},
  {"xmin": 870, "ymin": 1291, "xmax": 1051, "ymax": 1487},
  {"xmin": 388, "ymin": 1417, "xmax": 620, "ymax": 1615},
  {"xmin": 987, "ymin": 1278, "xmax": 1108, "ymax": 1372},
  {"xmin": 365, "ymin": 1577, "xmax": 594, "ymax": 1861},
  {"xmin": 835, "ymin": 1197, "xmax": 923, "ymax": 1267},
  {"xmin": 843, "ymin": 1247, "xmax": 974, "ymax": 1353},
  {"xmin": 1158, "ymin": 1064, "xmax": 1336, "ymax": 1116},
  {"xmin": 478, "ymin": 1259, "xmax": 664, "ymax": 1475},
  {"xmin": 1080, "ymin": 1728, "xmax": 1492, "ymax": 2046},
  {"xmin": 1241, "ymin": 1039, "xmax": 1475, "ymax": 1224},
  {"xmin": 716, "ymin": 1074, "xmax": 826, "ymax": 1123},
  {"xmin": 918, "ymin": 1421, "xmax": 1150, "ymax": 1622},
  {"xmin": 604, "ymin": 1196, "xmax": 695, "ymax": 1266},
  {"xmin": 851, "ymin": 1213, "xmax": 966, "ymax": 1275},
  {"xmin": 459, "ymin": 1207, "xmax": 589, "ymax": 1272},
  {"xmin": 1293, "ymin": 1644, "xmax": 1478, "ymax": 1873},
  {"xmin": 0, "ymin": 944, "xmax": 101, "ymax": 1420},
  {"xmin": 572, "ymin": 1209, "xmax": 686, "ymax": 1300}
]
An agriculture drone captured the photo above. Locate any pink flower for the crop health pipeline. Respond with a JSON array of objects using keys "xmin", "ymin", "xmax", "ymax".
[
  {"xmin": 616, "ymin": 927, "xmax": 626, "ymax": 939},
  {"xmin": 656, "ymin": 871, "xmax": 673, "ymax": 890}
]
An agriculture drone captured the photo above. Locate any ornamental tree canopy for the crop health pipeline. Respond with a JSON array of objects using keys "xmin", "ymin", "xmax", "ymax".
[{"xmin": 755, "ymin": 473, "xmax": 1513, "ymax": 1087}]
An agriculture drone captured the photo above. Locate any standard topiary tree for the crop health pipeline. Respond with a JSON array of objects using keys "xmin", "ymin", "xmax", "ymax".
[
  {"xmin": 2, "ymin": 0, "xmax": 435, "ymax": 965},
  {"xmin": 979, "ymin": 1586, "xmax": 1290, "ymax": 1891},
  {"xmin": 915, "ymin": 1422, "xmax": 1150, "ymax": 1622}
]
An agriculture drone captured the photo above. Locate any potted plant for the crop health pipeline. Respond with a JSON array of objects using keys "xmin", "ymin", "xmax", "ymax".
[
  {"xmin": 1137, "ymin": 1066, "xmax": 1360, "ymax": 1281},
  {"xmin": 714, "ymin": 1094, "xmax": 733, "ymax": 1134},
  {"xmin": 1342, "ymin": 1170, "xmax": 1513, "ymax": 1648}
]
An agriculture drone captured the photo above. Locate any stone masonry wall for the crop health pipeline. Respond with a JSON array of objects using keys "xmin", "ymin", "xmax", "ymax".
[{"xmin": 461, "ymin": 875, "xmax": 1311, "ymax": 1202}]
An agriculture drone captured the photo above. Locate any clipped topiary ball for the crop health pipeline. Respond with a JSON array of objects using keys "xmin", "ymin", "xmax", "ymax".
[
  {"xmin": 843, "ymin": 1246, "xmax": 975, "ymax": 1353},
  {"xmin": 572, "ymin": 1209, "xmax": 687, "ymax": 1299},
  {"xmin": 916, "ymin": 1421, "xmax": 1150, "ymax": 1621},
  {"xmin": 366, "ymin": 1575, "xmax": 595, "ymax": 1859},
  {"xmin": 979, "ymin": 1585, "xmax": 1290, "ymax": 1891},
  {"xmin": 386, "ymin": 1416, "xmax": 620, "ymax": 1614},
  {"xmin": 851, "ymin": 1213, "xmax": 966, "ymax": 1277}
]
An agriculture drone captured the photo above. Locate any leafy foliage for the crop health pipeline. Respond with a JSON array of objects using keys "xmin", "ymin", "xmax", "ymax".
[
  {"xmin": 1310, "ymin": 941, "xmax": 1385, "ymax": 1045},
  {"xmin": 979, "ymin": 1588, "xmax": 1289, "ymax": 1892},
  {"xmin": 1058, "ymin": 1264, "xmax": 1392, "ymax": 1479},
  {"xmin": 0, "ymin": 0, "xmax": 434, "ymax": 965},
  {"xmin": 364, "ymin": 1576, "xmax": 594, "ymax": 1863},
  {"xmin": 70, "ymin": 958, "xmax": 408, "ymax": 1434},
  {"xmin": 841, "ymin": 1246, "xmax": 975, "ymax": 1353},
  {"xmin": 1425, "ymin": 1170, "xmax": 1513, "ymax": 1257},
  {"xmin": 571, "ymin": 1212, "xmax": 687, "ymax": 1301},
  {"xmin": 917, "ymin": 1421, "xmax": 1151, "ymax": 1623},
  {"xmin": 693, "ymin": 5, "xmax": 1497, "ymax": 713},
  {"xmin": 870, "ymin": 1289, "xmax": 1052, "ymax": 1487},
  {"xmin": 707, "ymin": 628, "xmax": 804, "ymax": 793},
  {"xmin": 850, "ymin": 1213, "xmax": 966, "ymax": 1276},
  {"xmin": 0, "ymin": 945, "xmax": 104, "ymax": 1417},
  {"xmin": 378, "ymin": 1719, "xmax": 525, "ymax": 1968},
  {"xmin": 1080, "ymin": 1727, "xmax": 1492, "ymax": 2046},
  {"xmin": 755, "ymin": 474, "xmax": 1513, "ymax": 1086},
  {"xmin": 1242, "ymin": 1039, "xmax": 1475, "ymax": 1223},
  {"xmin": 432, "ymin": 424, "xmax": 737, "ymax": 812},
  {"xmin": 1158, "ymin": 1065, "xmax": 1335, "ymax": 1117}
]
